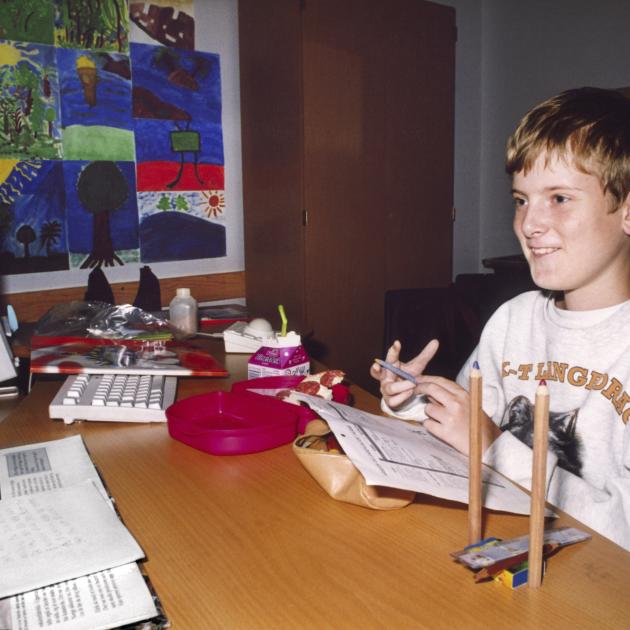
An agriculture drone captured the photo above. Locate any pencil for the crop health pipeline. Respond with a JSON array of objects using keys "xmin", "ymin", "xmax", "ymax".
[
  {"xmin": 528, "ymin": 379, "xmax": 549, "ymax": 588},
  {"xmin": 468, "ymin": 361, "xmax": 482, "ymax": 545},
  {"xmin": 373, "ymin": 358, "xmax": 417, "ymax": 384}
]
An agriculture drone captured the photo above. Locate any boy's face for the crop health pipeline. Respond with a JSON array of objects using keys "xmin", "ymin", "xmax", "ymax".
[{"xmin": 512, "ymin": 152, "xmax": 630, "ymax": 310}]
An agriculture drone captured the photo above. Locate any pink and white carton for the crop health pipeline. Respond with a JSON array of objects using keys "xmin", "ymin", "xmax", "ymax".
[{"xmin": 247, "ymin": 332, "xmax": 310, "ymax": 378}]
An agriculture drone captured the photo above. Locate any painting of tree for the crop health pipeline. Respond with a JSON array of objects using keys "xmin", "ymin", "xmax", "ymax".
[
  {"xmin": 54, "ymin": 0, "xmax": 129, "ymax": 53},
  {"xmin": 39, "ymin": 219, "xmax": 62, "ymax": 255},
  {"xmin": 0, "ymin": 41, "xmax": 62, "ymax": 159},
  {"xmin": 64, "ymin": 160, "xmax": 139, "ymax": 269},
  {"xmin": 16, "ymin": 224, "xmax": 35, "ymax": 258},
  {"xmin": 77, "ymin": 161, "xmax": 129, "ymax": 267},
  {"xmin": 0, "ymin": 159, "xmax": 68, "ymax": 274}
]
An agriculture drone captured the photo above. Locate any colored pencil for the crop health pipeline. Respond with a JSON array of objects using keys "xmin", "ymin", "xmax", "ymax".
[
  {"xmin": 373, "ymin": 358, "xmax": 417, "ymax": 384},
  {"xmin": 528, "ymin": 379, "xmax": 550, "ymax": 588},
  {"xmin": 468, "ymin": 361, "xmax": 483, "ymax": 544}
]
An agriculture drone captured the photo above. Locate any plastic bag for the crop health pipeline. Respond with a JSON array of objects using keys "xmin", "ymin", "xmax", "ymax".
[{"xmin": 34, "ymin": 301, "xmax": 172, "ymax": 339}]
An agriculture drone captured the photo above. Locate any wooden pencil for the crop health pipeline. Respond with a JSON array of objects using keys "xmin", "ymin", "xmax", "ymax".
[
  {"xmin": 468, "ymin": 362, "xmax": 483, "ymax": 545},
  {"xmin": 528, "ymin": 379, "xmax": 549, "ymax": 587}
]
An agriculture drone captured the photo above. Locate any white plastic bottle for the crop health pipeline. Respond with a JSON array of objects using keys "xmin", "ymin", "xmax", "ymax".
[{"xmin": 169, "ymin": 288, "xmax": 198, "ymax": 337}]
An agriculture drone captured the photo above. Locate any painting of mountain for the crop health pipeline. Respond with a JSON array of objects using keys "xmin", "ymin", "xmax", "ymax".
[{"xmin": 139, "ymin": 209, "xmax": 225, "ymax": 262}]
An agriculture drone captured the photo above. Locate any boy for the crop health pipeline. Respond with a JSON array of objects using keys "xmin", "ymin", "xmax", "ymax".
[{"xmin": 371, "ymin": 87, "xmax": 630, "ymax": 550}]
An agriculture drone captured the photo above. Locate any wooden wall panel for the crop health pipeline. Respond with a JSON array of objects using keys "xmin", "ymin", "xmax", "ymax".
[{"xmin": 2, "ymin": 271, "xmax": 245, "ymax": 323}]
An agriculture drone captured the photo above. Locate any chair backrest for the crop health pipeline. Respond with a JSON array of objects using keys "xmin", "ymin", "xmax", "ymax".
[
  {"xmin": 382, "ymin": 286, "xmax": 481, "ymax": 380},
  {"xmin": 383, "ymin": 272, "xmax": 537, "ymax": 380}
]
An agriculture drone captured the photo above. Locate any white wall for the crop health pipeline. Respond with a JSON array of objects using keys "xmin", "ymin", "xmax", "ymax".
[
  {"xmin": 439, "ymin": 0, "xmax": 630, "ymax": 275},
  {"xmin": 479, "ymin": 0, "xmax": 630, "ymax": 269}
]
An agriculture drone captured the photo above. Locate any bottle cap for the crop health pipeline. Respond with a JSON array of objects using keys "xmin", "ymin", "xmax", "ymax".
[{"xmin": 176, "ymin": 288, "xmax": 191, "ymax": 297}]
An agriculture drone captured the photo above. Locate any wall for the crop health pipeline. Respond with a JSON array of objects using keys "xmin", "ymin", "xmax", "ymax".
[
  {"xmin": 438, "ymin": 0, "xmax": 630, "ymax": 275},
  {"xmin": 1, "ymin": 0, "xmax": 244, "ymax": 296}
]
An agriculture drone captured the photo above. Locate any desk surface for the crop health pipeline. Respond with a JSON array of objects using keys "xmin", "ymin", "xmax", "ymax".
[{"xmin": 1, "ymin": 343, "xmax": 629, "ymax": 629}]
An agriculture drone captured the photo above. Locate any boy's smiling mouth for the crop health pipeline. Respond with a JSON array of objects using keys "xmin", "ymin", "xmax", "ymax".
[{"xmin": 529, "ymin": 246, "xmax": 560, "ymax": 256}]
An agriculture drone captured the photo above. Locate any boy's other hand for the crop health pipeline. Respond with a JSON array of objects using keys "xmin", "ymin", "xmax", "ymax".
[
  {"xmin": 414, "ymin": 375, "xmax": 501, "ymax": 455},
  {"xmin": 370, "ymin": 339, "xmax": 439, "ymax": 409}
]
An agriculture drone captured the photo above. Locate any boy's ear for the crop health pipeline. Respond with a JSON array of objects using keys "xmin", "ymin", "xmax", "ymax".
[{"xmin": 622, "ymin": 193, "xmax": 630, "ymax": 236}]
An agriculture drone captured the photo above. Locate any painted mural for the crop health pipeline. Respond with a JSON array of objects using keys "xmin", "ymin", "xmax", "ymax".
[
  {"xmin": 132, "ymin": 42, "xmax": 225, "ymax": 262},
  {"xmin": 0, "ymin": 41, "xmax": 62, "ymax": 160},
  {"xmin": 0, "ymin": 1, "xmax": 55, "ymax": 45},
  {"xmin": 0, "ymin": 0, "xmax": 227, "ymax": 277},
  {"xmin": 0, "ymin": 159, "xmax": 68, "ymax": 274},
  {"xmin": 129, "ymin": 1, "xmax": 195, "ymax": 50},
  {"xmin": 54, "ymin": 0, "xmax": 129, "ymax": 53},
  {"xmin": 57, "ymin": 48, "xmax": 134, "ymax": 160},
  {"xmin": 64, "ymin": 160, "xmax": 139, "ymax": 268}
]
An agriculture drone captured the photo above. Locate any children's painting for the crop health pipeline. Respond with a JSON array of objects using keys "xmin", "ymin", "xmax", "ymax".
[
  {"xmin": 138, "ymin": 190, "xmax": 225, "ymax": 262},
  {"xmin": 0, "ymin": 1, "xmax": 55, "ymax": 45},
  {"xmin": 131, "ymin": 43, "xmax": 224, "ymax": 191},
  {"xmin": 0, "ymin": 3, "xmax": 230, "ymax": 283},
  {"xmin": 54, "ymin": 0, "xmax": 129, "ymax": 53},
  {"xmin": 131, "ymin": 42, "xmax": 225, "ymax": 262},
  {"xmin": 0, "ymin": 159, "xmax": 69, "ymax": 274},
  {"xmin": 64, "ymin": 160, "xmax": 139, "ymax": 269},
  {"xmin": 0, "ymin": 40, "xmax": 62, "ymax": 160},
  {"xmin": 57, "ymin": 48, "xmax": 134, "ymax": 160},
  {"xmin": 129, "ymin": 0, "xmax": 195, "ymax": 50}
]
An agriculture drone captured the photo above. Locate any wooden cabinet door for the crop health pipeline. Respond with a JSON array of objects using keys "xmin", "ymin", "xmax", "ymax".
[
  {"xmin": 239, "ymin": 0, "xmax": 306, "ymax": 328},
  {"xmin": 240, "ymin": 0, "xmax": 455, "ymax": 392},
  {"xmin": 302, "ymin": 0, "xmax": 455, "ymax": 391}
]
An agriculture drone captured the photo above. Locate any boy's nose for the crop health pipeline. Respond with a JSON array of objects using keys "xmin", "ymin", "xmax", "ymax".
[{"xmin": 519, "ymin": 201, "xmax": 548, "ymax": 237}]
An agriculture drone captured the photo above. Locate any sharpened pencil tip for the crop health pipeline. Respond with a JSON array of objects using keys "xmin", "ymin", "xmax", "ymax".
[{"xmin": 473, "ymin": 360, "xmax": 480, "ymax": 370}]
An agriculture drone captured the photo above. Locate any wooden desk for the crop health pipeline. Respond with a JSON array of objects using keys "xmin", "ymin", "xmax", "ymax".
[{"xmin": 1, "ymin": 343, "xmax": 628, "ymax": 629}]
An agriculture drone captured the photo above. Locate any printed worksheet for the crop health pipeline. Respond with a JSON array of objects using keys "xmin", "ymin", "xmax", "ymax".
[
  {"xmin": 296, "ymin": 395, "xmax": 554, "ymax": 516},
  {"xmin": 0, "ymin": 435, "xmax": 107, "ymax": 500},
  {"xmin": 0, "ymin": 482, "xmax": 144, "ymax": 599},
  {"xmin": 0, "ymin": 564, "xmax": 158, "ymax": 630}
]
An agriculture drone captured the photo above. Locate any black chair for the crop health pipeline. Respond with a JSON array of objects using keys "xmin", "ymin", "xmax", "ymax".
[
  {"xmin": 383, "ymin": 272, "xmax": 537, "ymax": 379},
  {"xmin": 383, "ymin": 285, "xmax": 481, "ymax": 380}
]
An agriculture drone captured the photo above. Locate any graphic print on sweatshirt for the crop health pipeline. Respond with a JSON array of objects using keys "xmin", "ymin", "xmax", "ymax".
[{"xmin": 500, "ymin": 395, "xmax": 583, "ymax": 476}]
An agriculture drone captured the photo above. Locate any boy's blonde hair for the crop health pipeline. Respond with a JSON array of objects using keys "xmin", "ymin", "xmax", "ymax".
[{"xmin": 506, "ymin": 87, "xmax": 630, "ymax": 209}]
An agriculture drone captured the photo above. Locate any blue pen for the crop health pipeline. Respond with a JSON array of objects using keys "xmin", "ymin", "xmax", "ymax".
[{"xmin": 374, "ymin": 358, "xmax": 417, "ymax": 383}]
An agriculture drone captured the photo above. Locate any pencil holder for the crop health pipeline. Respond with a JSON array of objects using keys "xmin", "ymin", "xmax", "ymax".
[{"xmin": 293, "ymin": 420, "xmax": 415, "ymax": 510}]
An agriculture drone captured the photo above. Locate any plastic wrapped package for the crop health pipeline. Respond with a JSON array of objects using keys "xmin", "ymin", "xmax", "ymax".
[{"xmin": 34, "ymin": 301, "xmax": 172, "ymax": 340}]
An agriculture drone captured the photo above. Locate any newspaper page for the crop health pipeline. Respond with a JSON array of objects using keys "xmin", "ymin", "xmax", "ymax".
[
  {"xmin": 0, "ymin": 437, "xmax": 163, "ymax": 628},
  {"xmin": 0, "ymin": 482, "xmax": 145, "ymax": 599},
  {"xmin": 0, "ymin": 564, "xmax": 158, "ymax": 630},
  {"xmin": 296, "ymin": 395, "xmax": 554, "ymax": 516},
  {"xmin": 0, "ymin": 436, "xmax": 107, "ymax": 500}
]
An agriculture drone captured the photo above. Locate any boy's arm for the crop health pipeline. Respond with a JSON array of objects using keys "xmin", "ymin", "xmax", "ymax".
[{"xmin": 484, "ymin": 431, "xmax": 630, "ymax": 550}]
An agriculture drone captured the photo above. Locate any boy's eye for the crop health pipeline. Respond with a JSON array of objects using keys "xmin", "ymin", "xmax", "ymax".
[
  {"xmin": 552, "ymin": 194, "xmax": 569, "ymax": 204},
  {"xmin": 512, "ymin": 196, "xmax": 526, "ymax": 209}
]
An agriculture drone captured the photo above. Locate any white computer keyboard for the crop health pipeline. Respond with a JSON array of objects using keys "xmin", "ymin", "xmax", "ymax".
[{"xmin": 49, "ymin": 373, "xmax": 177, "ymax": 424}]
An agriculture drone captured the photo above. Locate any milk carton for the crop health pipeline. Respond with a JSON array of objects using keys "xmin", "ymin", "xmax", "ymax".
[{"xmin": 247, "ymin": 332, "xmax": 310, "ymax": 378}]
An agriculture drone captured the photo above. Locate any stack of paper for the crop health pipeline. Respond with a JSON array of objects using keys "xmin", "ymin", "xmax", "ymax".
[{"xmin": 0, "ymin": 436, "xmax": 168, "ymax": 630}]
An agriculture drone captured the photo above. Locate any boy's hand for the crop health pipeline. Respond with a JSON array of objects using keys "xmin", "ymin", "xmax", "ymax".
[
  {"xmin": 370, "ymin": 339, "xmax": 439, "ymax": 409},
  {"xmin": 413, "ymin": 375, "xmax": 501, "ymax": 455}
]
